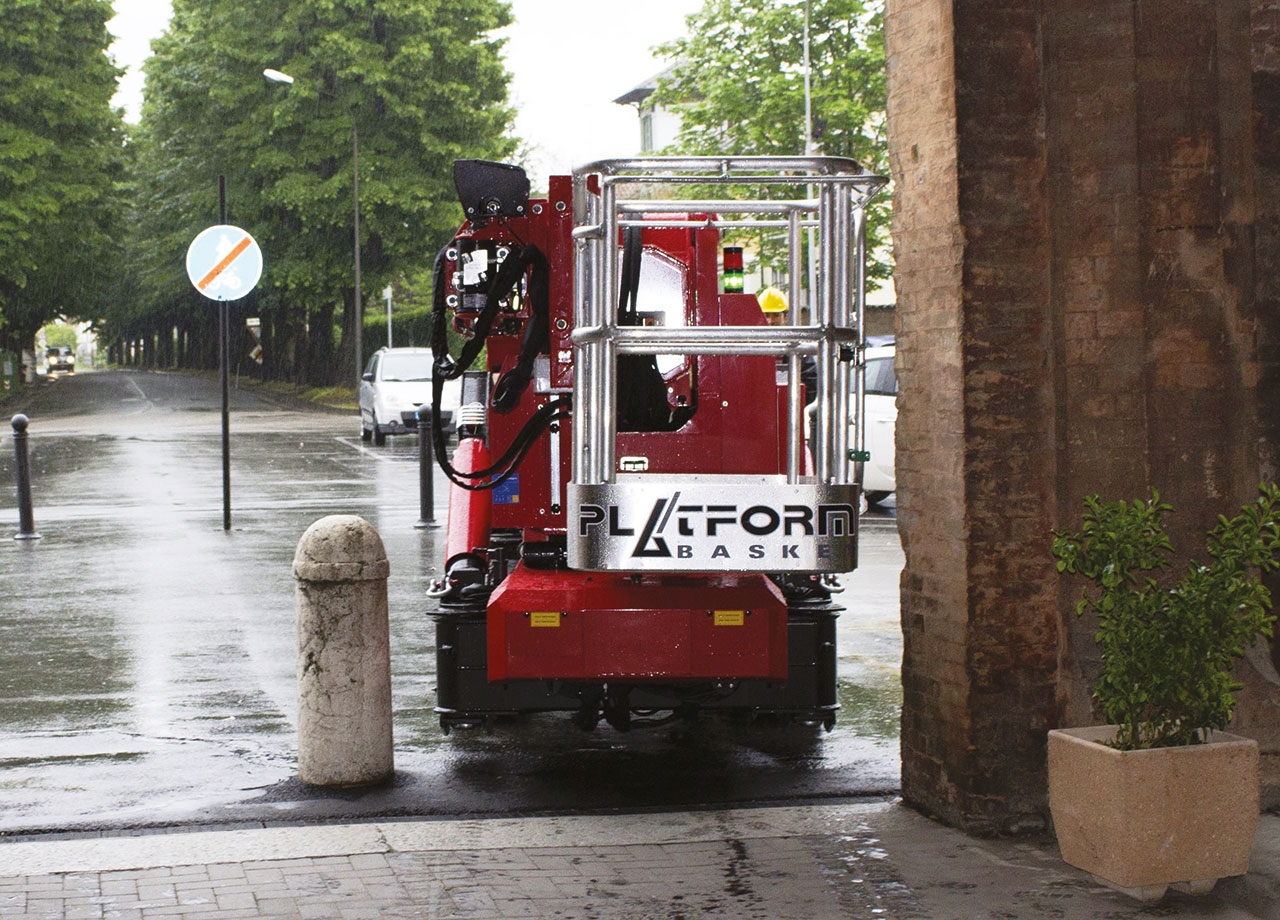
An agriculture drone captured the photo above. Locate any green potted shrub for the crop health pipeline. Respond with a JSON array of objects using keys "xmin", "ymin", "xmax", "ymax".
[{"xmin": 1048, "ymin": 484, "xmax": 1280, "ymax": 901}]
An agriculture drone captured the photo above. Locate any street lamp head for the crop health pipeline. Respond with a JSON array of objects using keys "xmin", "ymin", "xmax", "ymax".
[{"xmin": 263, "ymin": 68, "xmax": 294, "ymax": 86}]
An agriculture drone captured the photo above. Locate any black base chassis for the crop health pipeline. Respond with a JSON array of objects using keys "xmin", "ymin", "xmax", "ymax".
[{"xmin": 431, "ymin": 599, "xmax": 840, "ymax": 732}]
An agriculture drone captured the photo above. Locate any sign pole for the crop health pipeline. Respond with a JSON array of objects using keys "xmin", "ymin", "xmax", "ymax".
[
  {"xmin": 185, "ymin": 196, "xmax": 262, "ymax": 533},
  {"xmin": 219, "ymin": 176, "xmax": 232, "ymax": 531}
]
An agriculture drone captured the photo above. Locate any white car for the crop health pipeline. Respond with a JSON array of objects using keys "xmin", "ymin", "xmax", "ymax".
[
  {"xmin": 859, "ymin": 338, "xmax": 897, "ymax": 506},
  {"xmin": 359, "ymin": 347, "xmax": 461, "ymax": 446}
]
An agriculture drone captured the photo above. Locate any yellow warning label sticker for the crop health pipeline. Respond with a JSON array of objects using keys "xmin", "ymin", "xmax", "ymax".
[
  {"xmin": 713, "ymin": 610, "xmax": 745, "ymax": 627},
  {"xmin": 529, "ymin": 611, "xmax": 562, "ymax": 628}
]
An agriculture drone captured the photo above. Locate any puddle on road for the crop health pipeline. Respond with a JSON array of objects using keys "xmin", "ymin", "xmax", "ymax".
[{"xmin": 836, "ymin": 670, "xmax": 902, "ymax": 742}]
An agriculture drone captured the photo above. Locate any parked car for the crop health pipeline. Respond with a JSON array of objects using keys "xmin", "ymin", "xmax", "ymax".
[
  {"xmin": 359, "ymin": 347, "xmax": 461, "ymax": 446},
  {"xmin": 45, "ymin": 346, "xmax": 75, "ymax": 376},
  {"xmin": 859, "ymin": 337, "xmax": 896, "ymax": 506}
]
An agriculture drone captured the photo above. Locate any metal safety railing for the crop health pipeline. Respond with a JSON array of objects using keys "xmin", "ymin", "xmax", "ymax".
[{"xmin": 569, "ymin": 156, "xmax": 887, "ymax": 488}]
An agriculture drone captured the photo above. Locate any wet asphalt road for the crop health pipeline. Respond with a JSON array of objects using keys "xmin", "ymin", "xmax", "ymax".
[{"xmin": 0, "ymin": 369, "xmax": 903, "ymax": 836}]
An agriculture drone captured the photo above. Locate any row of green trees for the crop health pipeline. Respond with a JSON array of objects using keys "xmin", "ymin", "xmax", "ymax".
[
  {"xmin": 0, "ymin": 0, "xmax": 887, "ymax": 387},
  {"xmin": 120, "ymin": 0, "xmax": 517, "ymax": 385},
  {"xmin": 0, "ymin": 0, "xmax": 123, "ymax": 364}
]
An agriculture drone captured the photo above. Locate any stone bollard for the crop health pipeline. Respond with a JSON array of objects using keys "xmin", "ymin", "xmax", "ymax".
[{"xmin": 293, "ymin": 514, "xmax": 393, "ymax": 786}]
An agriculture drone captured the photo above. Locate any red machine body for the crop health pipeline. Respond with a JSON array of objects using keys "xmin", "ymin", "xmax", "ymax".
[
  {"xmin": 428, "ymin": 157, "xmax": 882, "ymax": 731},
  {"xmin": 487, "ymin": 568, "xmax": 787, "ymax": 681}
]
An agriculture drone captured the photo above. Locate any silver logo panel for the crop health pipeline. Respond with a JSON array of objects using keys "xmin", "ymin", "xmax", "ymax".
[{"xmin": 568, "ymin": 476, "xmax": 859, "ymax": 573}]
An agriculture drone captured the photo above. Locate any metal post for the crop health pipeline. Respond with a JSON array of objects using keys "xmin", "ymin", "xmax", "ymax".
[
  {"xmin": 219, "ymin": 175, "xmax": 232, "ymax": 532},
  {"xmin": 11, "ymin": 414, "xmax": 39, "ymax": 541},
  {"xmin": 804, "ymin": 0, "xmax": 818, "ymax": 320},
  {"xmin": 415, "ymin": 407, "xmax": 439, "ymax": 529},
  {"xmin": 352, "ymin": 121, "xmax": 362, "ymax": 391},
  {"xmin": 220, "ymin": 301, "xmax": 231, "ymax": 531},
  {"xmin": 384, "ymin": 285, "xmax": 393, "ymax": 349}
]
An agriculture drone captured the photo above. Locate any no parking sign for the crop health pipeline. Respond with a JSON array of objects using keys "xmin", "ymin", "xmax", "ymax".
[{"xmin": 185, "ymin": 225, "xmax": 262, "ymax": 301}]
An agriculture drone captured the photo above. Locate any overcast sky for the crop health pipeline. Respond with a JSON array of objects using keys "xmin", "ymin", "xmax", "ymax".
[{"xmin": 106, "ymin": 0, "xmax": 703, "ymax": 188}]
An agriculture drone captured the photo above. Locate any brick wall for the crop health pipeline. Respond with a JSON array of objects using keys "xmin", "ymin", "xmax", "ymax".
[
  {"xmin": 1238, "ymin": 0, "xmax": 1280, "ymax": 803},
  {"xmin": 888, "ymin": 0, "xmax": 1280, "ymax": 828},
  {"xmin": 1045, "ymin": 1, "xmax": 1149, "ymax": 728}
]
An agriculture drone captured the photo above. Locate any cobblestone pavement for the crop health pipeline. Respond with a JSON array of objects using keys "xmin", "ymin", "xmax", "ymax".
[
  {"xmin": 5, "ymin": 806, "xmax": 907, "ymax": 920},
  {"xmin": 1, "ymin": 838, "xmax": 908, "ymax": 920},
  {"xmin": 3, "ymin": 803, "xmax": 1278, "ymax": 919}
]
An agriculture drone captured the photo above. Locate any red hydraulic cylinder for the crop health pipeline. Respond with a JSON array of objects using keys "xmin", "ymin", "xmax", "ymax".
[{"xmin": 443, "ymin": 437, "xmax": 492, "ymax": 568}]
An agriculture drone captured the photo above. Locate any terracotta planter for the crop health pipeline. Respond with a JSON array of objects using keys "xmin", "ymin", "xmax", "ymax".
[{"xmin": 1047, "ymin": 726, "xmax": 1260, "ymax": 901}]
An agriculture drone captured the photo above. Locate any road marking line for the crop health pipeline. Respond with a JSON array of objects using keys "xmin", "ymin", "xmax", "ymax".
[{"xmin": 197, "ymin": 235, "xmax": 252, "ymax": 291}]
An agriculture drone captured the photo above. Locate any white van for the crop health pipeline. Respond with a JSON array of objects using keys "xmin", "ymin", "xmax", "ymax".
[{"xmin": 860, "ymin": 338, "xmax": 896, "ymax": 507}]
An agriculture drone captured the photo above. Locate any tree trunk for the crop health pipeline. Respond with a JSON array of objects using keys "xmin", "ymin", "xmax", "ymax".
[{"xmin": 308, "ymin": 300, "xmax": 337, "ymax": 386}]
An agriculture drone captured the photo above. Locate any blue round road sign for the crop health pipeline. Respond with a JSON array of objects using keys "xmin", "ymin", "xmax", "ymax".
[{"xmin": 186, "ymin": 225, "xmax": 263, "ymax": 301}]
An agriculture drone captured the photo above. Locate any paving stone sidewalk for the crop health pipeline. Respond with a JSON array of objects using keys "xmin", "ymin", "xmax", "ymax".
[{"xmin": 2, "ymin": 803, "xmax": 1278, "ymax": 919}]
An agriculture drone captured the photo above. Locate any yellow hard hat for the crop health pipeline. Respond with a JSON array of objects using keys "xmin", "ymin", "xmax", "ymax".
[{"xmin": 758, "ymin": 286, "xmax": 789, "ymax": 314}]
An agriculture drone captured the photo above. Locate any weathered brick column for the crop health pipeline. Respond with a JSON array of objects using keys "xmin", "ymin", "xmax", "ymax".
[{"xmin": 886, "ymin": 0, "xmax": 1278, "ymax": 830}]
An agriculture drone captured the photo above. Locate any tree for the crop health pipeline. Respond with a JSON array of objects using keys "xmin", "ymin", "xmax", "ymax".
[
  {"xmin": 112, "ymin": 0, "xmax": 517, "ymax": 385},
  {"xmin": 651, "ymin": 0, "xmax": 890, "ymax": 280},
  {"xmin": 0, "ymin": 0, "xmax": 124, "ymax": 355},
  {"xmin": 41, "ymin": 321, "xmax": 78, "ymax": 350}
]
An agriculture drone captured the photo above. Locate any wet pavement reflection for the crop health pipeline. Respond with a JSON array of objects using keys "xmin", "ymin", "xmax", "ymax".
[{"xmin": 0, "ymin": 370, "xmax": 902, "ymax": 834}]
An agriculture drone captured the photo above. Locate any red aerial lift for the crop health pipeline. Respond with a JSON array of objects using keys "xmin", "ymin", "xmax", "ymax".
[{"xmin": 427, "ymin": 156, "xmax": 885, "ymax": 732}]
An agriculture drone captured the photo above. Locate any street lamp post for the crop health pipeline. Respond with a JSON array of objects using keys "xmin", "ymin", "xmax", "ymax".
[
  {"xmin": 383, "ymin": 285, "xmax": 394, "ymax": 348},
  {"xmin": 803, "ymin": 0, "xmax": 817, "ymax": 318},
  {"xmin": 264, "ymin": 67, "xmax": 363, "ymax": 390},
  {"xmin": 351, "ymin": 121, "xmax": 361, "ymax": 386}
]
